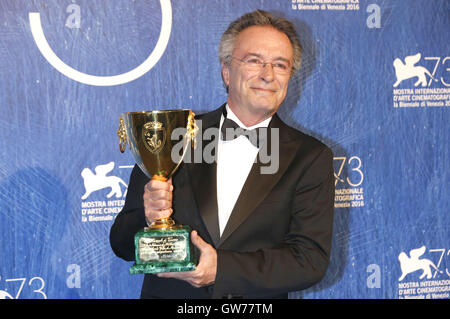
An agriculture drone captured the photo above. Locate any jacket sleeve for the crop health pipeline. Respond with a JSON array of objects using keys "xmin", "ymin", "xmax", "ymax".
[
  {"xmin": 213, "ymin": 146, "xmax": 335, "ymax": 298},
  {"xmin": 109, "ymin": 165, "xmax": 149, "ymax": 261}
]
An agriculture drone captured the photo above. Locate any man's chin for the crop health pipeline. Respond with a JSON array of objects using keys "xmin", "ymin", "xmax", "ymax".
[{"xmin": 249, "ymin": 102, "xmax": 279, "ymax": 116}]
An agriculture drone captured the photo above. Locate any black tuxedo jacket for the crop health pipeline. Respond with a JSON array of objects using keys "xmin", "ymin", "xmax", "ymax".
[{"xmin": 110, "ymin": 105, "xmax": 334, "ymax": 299}]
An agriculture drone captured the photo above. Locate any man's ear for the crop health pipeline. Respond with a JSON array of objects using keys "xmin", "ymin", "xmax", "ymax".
[{"xmin": 221, "ymin": 62, "xmax": 230, "ymax": 87}]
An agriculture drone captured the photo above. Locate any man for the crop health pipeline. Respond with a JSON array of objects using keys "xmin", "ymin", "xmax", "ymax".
[{"xmin": 110, "ymin": 10, "xmax": 334, "ymax": 299}]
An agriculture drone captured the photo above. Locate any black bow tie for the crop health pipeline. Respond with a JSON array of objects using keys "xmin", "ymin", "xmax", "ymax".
[{"xmin": 220, "ymin": 108, "xmax": 265, "ymax": 148}]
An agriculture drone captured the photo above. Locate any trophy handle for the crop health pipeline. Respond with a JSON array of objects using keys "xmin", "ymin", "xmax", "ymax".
[
  {"xmin": 165, "ymin": 110, "xmax": 198, "ymax": 180},
  {"xmin": 117, "ymin": 116, "xmax": 127, "ymax": 153},
  {"xmin": 186, "ymin": 111, "xmax": 198, "ymax": 149}
]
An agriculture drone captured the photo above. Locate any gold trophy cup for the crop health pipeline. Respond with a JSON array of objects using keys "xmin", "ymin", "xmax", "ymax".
[{"xmin": 117, "ymin": 109, "xmax": 198, "ymax": 274}]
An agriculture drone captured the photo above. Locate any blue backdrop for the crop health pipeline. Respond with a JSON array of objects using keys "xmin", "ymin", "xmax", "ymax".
[{"xmin": 0, "ymin": 0, "xmax": 448, "ymax": 299}]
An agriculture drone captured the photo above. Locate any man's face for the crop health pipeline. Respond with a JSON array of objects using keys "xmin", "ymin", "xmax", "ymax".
[{"xmin": 222, "ymin": 25, "xmax": 294, "ymax": 122}]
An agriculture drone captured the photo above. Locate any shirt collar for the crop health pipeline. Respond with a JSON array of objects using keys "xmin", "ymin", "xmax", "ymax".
[{"xmin": 223, "ymin": 104, "xmax": 272, "ymax": 130}]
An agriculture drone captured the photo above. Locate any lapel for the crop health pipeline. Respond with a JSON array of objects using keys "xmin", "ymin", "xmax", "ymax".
[
  {"xmin": 186, "ymin": 105, "xmax": 223, "ymax": 247},
  {"xmin": 217, "ymin": 114, "xmax": 302, "ymax": 247}
]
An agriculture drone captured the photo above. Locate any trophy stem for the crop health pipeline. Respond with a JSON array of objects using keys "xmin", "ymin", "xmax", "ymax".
[
  {"xmin": 152, "ymin": 174, "xmax": 168, "ymax": 182},
  {"xmin": 148, "ymin": 217, "xmax": 181, "ymax": 230},
  {"xmin": 146, "ymin": 175, "xmax": 180, "ymax": 230}
]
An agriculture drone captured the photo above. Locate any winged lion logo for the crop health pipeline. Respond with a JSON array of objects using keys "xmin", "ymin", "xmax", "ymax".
[
  {"xmin": 81, "ymin": 162, "xmax": 128, "ymax": 200},
  {"xmin": 398, "ymin": 246, "xmax": 442, "ymax": 281},
  {"xmin": 393, "ymin": 53, "xmax": 437, "ymax": 87}
]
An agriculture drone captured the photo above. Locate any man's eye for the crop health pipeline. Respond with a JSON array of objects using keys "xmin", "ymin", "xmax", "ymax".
[
  {"xmin": 274, "ymin": 63, "xmax": 288, "ymax": 70},
  {"xmin": 246, "ymin": 58, "xmax": 263, "ymax": 65}
]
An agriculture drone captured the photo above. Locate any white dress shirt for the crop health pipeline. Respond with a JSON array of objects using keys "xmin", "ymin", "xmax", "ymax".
[{"xmin": 216, "ymin": 105, "xmax": 272, "ymax": 236}]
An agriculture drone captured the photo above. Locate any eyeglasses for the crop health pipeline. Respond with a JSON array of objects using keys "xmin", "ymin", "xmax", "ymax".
[{"xmin": 231, "ymin": 56, "xmax": 292, "ymax": 75}]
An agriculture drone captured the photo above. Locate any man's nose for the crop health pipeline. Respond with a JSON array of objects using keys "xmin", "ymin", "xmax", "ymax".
[{"xmin": 260, "ymin": 63, "xmax": 275, "ymax": 82}]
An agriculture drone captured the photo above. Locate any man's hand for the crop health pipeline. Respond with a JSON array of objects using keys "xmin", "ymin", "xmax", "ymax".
[
  {"xmin": 143, "ymin": 178, "xmax": 173, "ymax": 225},
  {"xmin": 156, "ymin": 230, "xmax": 217, "ymax": 288}
]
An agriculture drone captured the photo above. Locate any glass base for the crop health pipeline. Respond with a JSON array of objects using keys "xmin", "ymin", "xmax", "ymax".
[
  {"xmin": 130, "ymin": 225, "xmax": 198, "ymax": 274},
  {"xmin": 130, "ymin": 261, "xmax": 196, "ymax": 274}
]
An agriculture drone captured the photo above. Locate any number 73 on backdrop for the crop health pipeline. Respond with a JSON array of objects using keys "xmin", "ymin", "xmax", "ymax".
[{"xmin": 334, "ymin": 156, "xmax": 364, "ymax": 187}]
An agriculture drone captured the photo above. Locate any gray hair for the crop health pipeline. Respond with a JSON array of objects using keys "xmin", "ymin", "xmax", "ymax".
[{"xmin": 218, "ymin": 10, "xmax": 302, "ymax": 74}]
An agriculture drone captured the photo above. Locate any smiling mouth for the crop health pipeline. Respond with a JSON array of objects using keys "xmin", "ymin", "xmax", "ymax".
[{"xmin": 251, "ymin": 87, "xmax": 277, "ymax": 93}]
